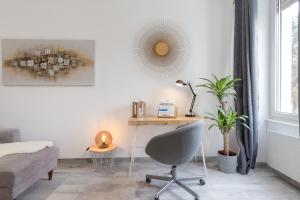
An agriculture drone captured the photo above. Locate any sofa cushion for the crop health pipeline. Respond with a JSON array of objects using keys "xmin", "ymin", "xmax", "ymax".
[
  {"xmin": 0, "ymin": 129, "xmax": 20, "ymax": 144},
  {"xmin": 0, "ymin": 146, "xmax": 58, "ymax": 188}
]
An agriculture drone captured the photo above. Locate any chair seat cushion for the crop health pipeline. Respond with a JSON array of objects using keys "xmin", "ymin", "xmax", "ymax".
[{"xmin": 0, "ymin": 146, "xmax": 58, "ymax": 188}]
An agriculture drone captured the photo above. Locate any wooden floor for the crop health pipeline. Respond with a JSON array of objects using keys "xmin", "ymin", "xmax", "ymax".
[{"xmin": 17, "ymin": 160, "xmax": 300, "ymax": 200}]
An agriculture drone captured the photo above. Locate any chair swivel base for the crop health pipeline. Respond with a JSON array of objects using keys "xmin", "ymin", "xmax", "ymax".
[{"xmin": 146, "ymin": 166, "xmax": 205, "ymax": 200}]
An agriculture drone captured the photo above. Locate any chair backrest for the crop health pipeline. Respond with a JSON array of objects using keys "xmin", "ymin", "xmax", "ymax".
[{"xmin": 145, "ymin": 121, "xmax": 203, "ymax": 166}]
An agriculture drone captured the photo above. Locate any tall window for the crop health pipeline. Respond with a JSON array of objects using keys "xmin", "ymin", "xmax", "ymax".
[{"xmin": 274, "ymin": 0, "xmax": 298, "ymax": 118}]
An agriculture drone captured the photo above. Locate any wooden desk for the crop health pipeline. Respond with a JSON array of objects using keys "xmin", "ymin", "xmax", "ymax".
[
  {"xmin": 128, "ymin": 116, "xmax": 203, "ymax": 125},
  {"xmin": 128, "ymin": 116, "xmax": 207, "ymax": 177}
]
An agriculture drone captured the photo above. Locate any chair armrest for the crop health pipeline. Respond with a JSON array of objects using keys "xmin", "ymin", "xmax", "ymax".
[{"xmin": 0, "ymin": 128, "xmax": 21, "ymax": 143}]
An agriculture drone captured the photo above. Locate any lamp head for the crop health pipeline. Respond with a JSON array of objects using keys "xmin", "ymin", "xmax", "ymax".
[{"xmin": 176, "ymin": 80, "xmax": 187, "ymax": 87}]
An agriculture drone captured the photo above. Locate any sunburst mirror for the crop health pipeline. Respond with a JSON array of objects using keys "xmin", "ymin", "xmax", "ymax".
[{"xmin": 134, "ymin": 20, "xmax": 189, "ymax": 76}]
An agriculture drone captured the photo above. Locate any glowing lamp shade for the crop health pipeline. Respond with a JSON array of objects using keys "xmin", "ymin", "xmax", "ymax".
[{"xmin": 95, "ymin": 130, "xmax": 112, "ymax": 149}]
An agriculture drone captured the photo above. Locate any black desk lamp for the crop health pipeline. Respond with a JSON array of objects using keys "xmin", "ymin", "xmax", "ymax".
[{"xmin": 176, "ymin": 80, "xmax": 197, "ymax": 117}]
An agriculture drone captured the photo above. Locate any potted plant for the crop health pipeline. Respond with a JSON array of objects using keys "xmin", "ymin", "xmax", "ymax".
[{"xmin": 197, "ymin": 75, "xmax": 248, "ymax": 173}]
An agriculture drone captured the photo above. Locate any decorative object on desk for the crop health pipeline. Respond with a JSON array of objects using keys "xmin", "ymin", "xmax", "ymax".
[
  {"xmin": 157, "ymin": 99, "xmax": 176, "ymax": 118},
  {"xmin": 132, "ymin": 102, "xmax": 138, "ymax": 118},
  {"xmin": 132, "ymin": 101, "xmax": 146, "ymax": 118},
  {"xmin": 95, "ymin": 130, "xmax": 112, "ymax": 149},
  {"xmin": 134, "ymin": 19, "xmax": 189, "ymax": 76},
  {"xmin": 2, "ymin": 39, "xmax": 95, "ymax": 85},
  {"xmin": 176, "ymin": 80, "xmax": 197, "ymax": 117},
  {"xmin": 197, "ymin": 75, "xmax": 249, "ymax": 174}
]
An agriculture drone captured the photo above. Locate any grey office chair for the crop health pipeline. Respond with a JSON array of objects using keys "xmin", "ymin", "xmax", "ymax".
[{"xmin": 145, "ymin": 121, "xmax": 205, "ymax": 200}]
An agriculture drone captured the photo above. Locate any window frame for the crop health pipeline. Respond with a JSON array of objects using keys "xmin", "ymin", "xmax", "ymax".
[{"xmin": 270, "ymin": 0, "xmax": 299, "ymax": 123}]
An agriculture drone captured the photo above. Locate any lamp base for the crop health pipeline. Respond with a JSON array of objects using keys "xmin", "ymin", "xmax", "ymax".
[
  {"xmin": 98, "ymin": 143, "xmax": 109, "ymax": 149},
  {"xmin": 185, "ymin": 113, "xmax": 196, "ymax": 117}
]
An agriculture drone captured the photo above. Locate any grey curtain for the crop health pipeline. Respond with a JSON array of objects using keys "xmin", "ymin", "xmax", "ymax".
[{"xmin": 233, "ymin": 0, "xmax": 258, "ymax": 175}]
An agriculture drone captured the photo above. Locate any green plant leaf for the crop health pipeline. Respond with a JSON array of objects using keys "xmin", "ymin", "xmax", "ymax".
[
  {"xmin": 241, "ymin": 123, "xmax": 250, "ymax": 130},
  {"xmin": 197, "ymin": 74, "xmax": 249, "ymax": 140},
  {"xmin": 208, "ymin": 124, "xmax": 217, "ymax": 130}
]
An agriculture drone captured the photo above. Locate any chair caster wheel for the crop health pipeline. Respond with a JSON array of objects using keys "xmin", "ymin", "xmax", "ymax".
[
  {"xmin": 199, "ymin": 179, "xmax": 205, "ymax": 186},
  {"xmin": 146, "ymin": 178, "xmax": 151, "ymax": 184},
  {"xmin": 195, "ymin": 198, "xmax": 199, "ymax": 200},
  {"xmin": 154, "ymin": 197, "xmax": 159, "ymax": 200}
]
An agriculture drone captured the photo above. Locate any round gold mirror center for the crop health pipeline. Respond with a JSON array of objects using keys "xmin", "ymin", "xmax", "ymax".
[{"xmin": 154, "ymin": 42, "xmax": 169, "ymax": 56}]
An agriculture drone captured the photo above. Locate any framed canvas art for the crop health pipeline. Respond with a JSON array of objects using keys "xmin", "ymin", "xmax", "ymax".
[{"xmin": 2, "ymin": 39, "xmax": 95, "ymax": 85}]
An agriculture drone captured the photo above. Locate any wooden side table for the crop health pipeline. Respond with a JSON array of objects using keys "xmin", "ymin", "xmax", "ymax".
[{"xmin": 88, "ymin": 144, "xmax": 117, "ymax": 169}]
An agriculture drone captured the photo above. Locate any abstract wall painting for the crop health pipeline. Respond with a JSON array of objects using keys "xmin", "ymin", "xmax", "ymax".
[{"xmin": 2, "ymin": 39, "xmax": 95, "ymax": 85}]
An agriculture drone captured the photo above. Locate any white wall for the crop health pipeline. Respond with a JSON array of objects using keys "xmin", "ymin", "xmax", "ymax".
[
  {"xmin": 0, "ymin": 0, "xmax": 236, "ymax": 158},
  {"xmin": 267, "ymin": 120, "xmax": 300, "ymax": 182}
]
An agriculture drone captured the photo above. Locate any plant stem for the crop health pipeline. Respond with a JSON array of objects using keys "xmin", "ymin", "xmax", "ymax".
[
  {"xmin": 220, "ymin": 101, "xmax": 225, "ymax": 110},
  {"xmin": 221, "ymin": 99, "xmax": 229, "ymax": 156},
  {"xmin": 223, "ymin": 131, "xmax": 230, "ymax": 156}
]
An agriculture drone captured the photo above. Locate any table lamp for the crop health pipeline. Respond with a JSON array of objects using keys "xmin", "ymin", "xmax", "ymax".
[
  {"xmin": 176, "ymin": 80, "xmax": 197, "ymax": 117},
  {"xmin": 95, "ymin": 131, "xmax": 112, "ymax": 149}
]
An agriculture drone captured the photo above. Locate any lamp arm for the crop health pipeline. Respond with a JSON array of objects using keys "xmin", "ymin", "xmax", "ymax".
[
  {"xmin": 189, "ymin": 95, "xmax": 196, "ymax": 114},
  {"xmin": 188, "ymin": 82, "xmax": 196, "ymax": 96},
  {"xmin": 187, "ymin": 82, "xmax": 197, "ymax": 114}
]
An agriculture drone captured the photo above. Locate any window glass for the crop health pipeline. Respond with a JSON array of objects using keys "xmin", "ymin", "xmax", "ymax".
[{"xmin": 277, "ymin": 0, "xmax": 298, "ymax": 114}]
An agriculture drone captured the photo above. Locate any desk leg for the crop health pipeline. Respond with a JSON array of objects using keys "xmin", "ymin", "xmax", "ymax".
[
  {"xmin": 129, "ymin": 127, "xmax": 137, "ymax": 177},
  {"xmin": 201, "ymin": 141, "xmax": 208, "ymax": 178}
]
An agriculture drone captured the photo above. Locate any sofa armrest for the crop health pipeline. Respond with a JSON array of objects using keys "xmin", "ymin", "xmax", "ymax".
[{"xmin": 0, "ymin": 128, "xmax": 21, "ymax": 143}]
